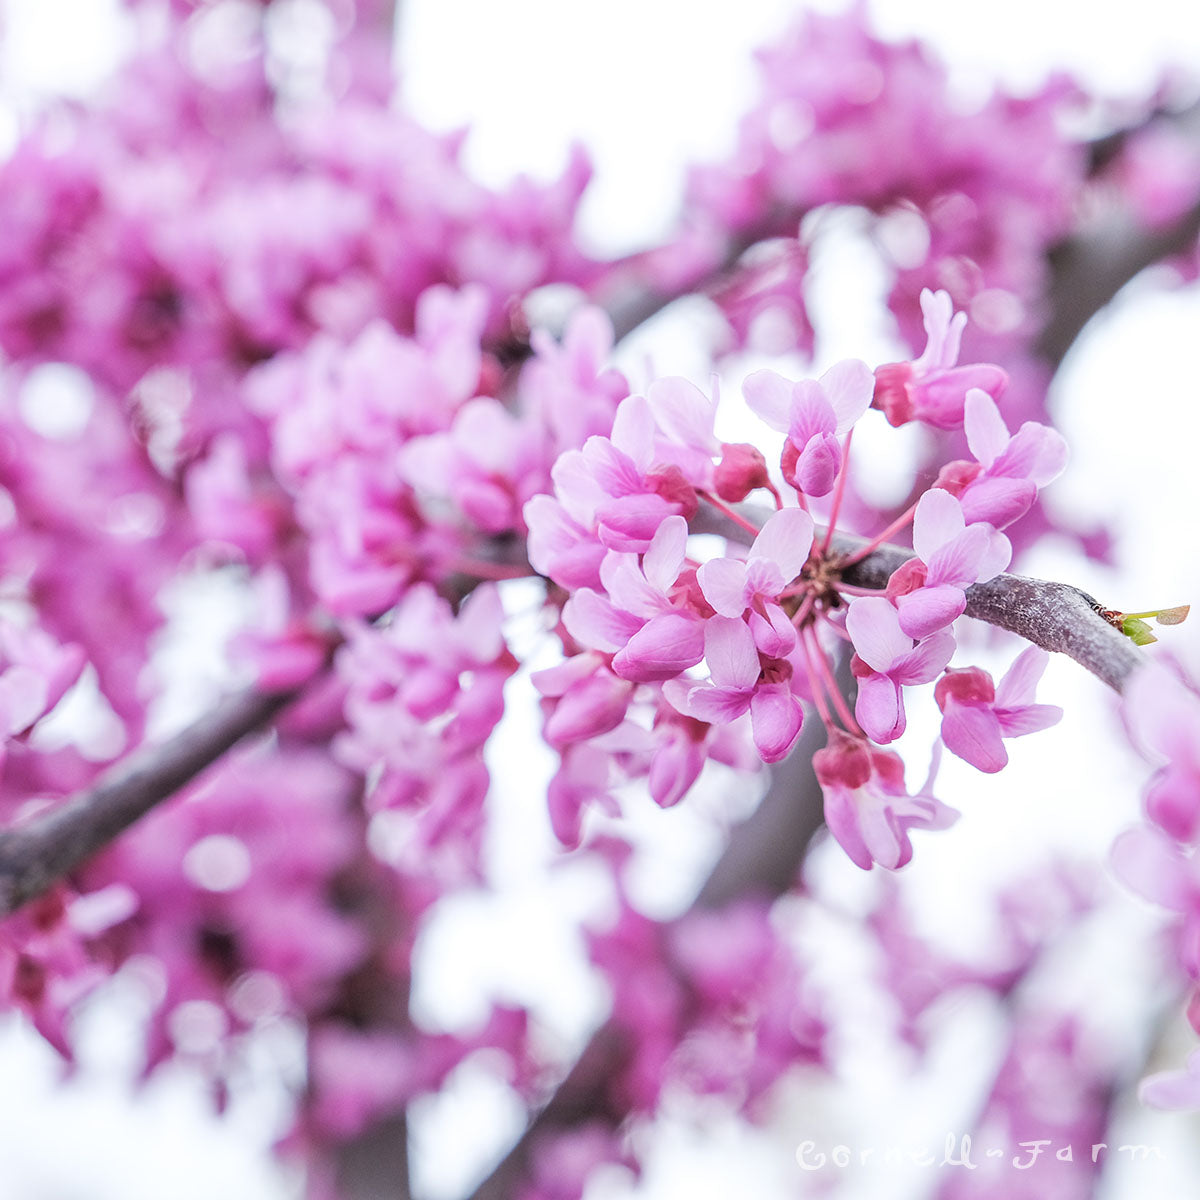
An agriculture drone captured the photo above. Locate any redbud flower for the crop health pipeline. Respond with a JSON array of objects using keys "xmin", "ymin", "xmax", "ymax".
[
  {"xmin": 846, "ymin": 596, "xmax": 955, "ymax": 744},
  {"xmin": 889, "ymin": 488, "xmax": 1010, "ymax": 639},
  {"xmin": 743, "ymin": 359, "xmax": 873, "ymax": 496},
  {"xmin": 934, "ymin": 646, "xmax": 1062, "ymax": 773},
  {"xmin": 873, "ymin": 289, "xmax": 1007, "ymax": 429},
  {"xmin": 697, "ymin": 507, "xmax": 814, "ymax": 656},
  {"xmin": 815, "ymin": 729, "xmax": 958, "ymax": 870},
  {"xmin": 680, "ymin": 617, "xmax": 803, "ymax": 763}
]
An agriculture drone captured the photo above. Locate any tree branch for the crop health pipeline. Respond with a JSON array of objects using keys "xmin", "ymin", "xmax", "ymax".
[
  {"xmin": 0, "ymin": 522, "xmax": 1145, "ymax": 924},
  {"xmin": 0, "ymin": 683, "xmax": 305, "ymax": 917},
  {"xmin": 466, "ymin": 724, "xmax": 831, "ymax": 1200}
]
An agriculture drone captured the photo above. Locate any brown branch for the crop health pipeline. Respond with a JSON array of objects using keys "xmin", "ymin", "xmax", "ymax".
[
  {"xmin": 0, "ymin": 682, "xmax": 307, "ymax": 918},
  {"xmin": 826, "ymin": 532, "xmax": 1146, "ymax": 694},
  {"xmin": 0, "ymin": 520, "xmax": 1145, "ymax": 926},
  {"xmin": 467, "ymin": 722, "xmax": 831, "ymax": 1200},
  {"xmin": 1037, "ymin": 195, "xmax": 1200, "ymax": 368}
]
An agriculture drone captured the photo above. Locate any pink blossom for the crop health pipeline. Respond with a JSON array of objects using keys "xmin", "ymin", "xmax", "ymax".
[
  {"xmin": 846, "ymin": 597, "xmax": 955, "ymax": 744},
  {"xmin": 935, "ymin": 646, "xmax": 1062, "ymax": 772},
  {"xmin": 563, "ymin": 515, "xmax": 707, "ymax": 682},
  {"xmin": 934, "ymin": 388, "xmax": 1068, "ymax": 529},
  {"xmin": 873, "ymin": 289, "xmax": 1008, "ymax": 429},
  {"xmin": 1111, "ymin": 823, "xmax": 1200, "ymax": 977},
  {"xmin": 1139, "ymin": 1048, "xmax": 1200, "ymax": 1110},
  {"xmin": 744, "ymin": 359, "xmax": 873, "ymax": 496},
  {"xmin": 697, "ymin": 507, "xmax": 813, "ymax": 656},
  {"xmin": 680, "ymin": 617, "xmax": 803, "ymax": 763},
  {"xmin": 815, "ymin": 730, "xmax": 958, "ymax": 870},
  {"xmin": 533, "ymin": 653, "xmax": 635, "ymax": 748},
  {"xmin": 1123, "ymin": 662, "xmax": 1200, "ymax": 842},
  {"xmin": 887, "ymin": 488, "xmax": 1010, "ymax": 639}
]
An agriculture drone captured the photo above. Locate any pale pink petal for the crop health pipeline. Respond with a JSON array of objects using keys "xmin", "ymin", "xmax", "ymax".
[
  {"xmin": 795, "ymin": 434, "xmax": 841, "ymax": 496},
  {"xmin": 894, "ymin": 629, "xmax": 956, "ymax": 684},
  {"xmin": 994, "ymin": 646, "xmax": 1050, "ymax": 708},
  {"xmin": 610, "ymin": 394, "xmax": 655, "ymax": 470},
  {"xmin": 562, "ymin": 589, "xmax": 642, "ymax": 653},
  {"xmin": 647, "ymin": 377, "xmax": 718, "ymax": 451},
  {"xmin": 785, "ymin": 381, "xmax": 836, "ymax": 444},
  {"xmin": 687, "ymin": 683, "xmax": 753, "ymax": 725},
  {"xmin": 1145, "ymin": 768, "xmax": 1200, "ymax": 842},
  {"xmin": 819, "ymin": 358, "xmax": 874, "ymax": 432},
  {"xmin": 959, "ymin": 476, "xmax": 1035, "ymax": 528},
  {"xmin": 914, "ymin": 288, "xmax": 961, "ymax": 370},
  {"xmin": 912, "ymin": 488, "xmax": 965, "ymax": 561},
  {"xmin": 742, "ymin": 369, "xmax": 793, "ymax": 431},
  {"xmin": 749, "ymin": 685, "xmax": 802, "ymax": 761},
  {"xmin": 821, "ymin": 786, "xmax": 874, "ymax": 871},
  {"xmin": 925, "ymin": 524, "xmax": 989, "ymax": 587},
  {"xmin": 748, "ymin": 604, "xmax": 797, "ymax": 657},
  {"xmin": 648, "ymin": 733, "xmax": 705, "ymax": 808},
  {"xmin": 941, "ymin": 701, "xmax": 1007, "ymax": 772},
  {"xmin": 612, "ymin": 612, "xmax": 705, "ymax": 681},
  {"xmin": 974, "ymin": 528, "xmax": 1011, "ymax": 582},
  {"xmin": 544, "ymin": 674, "xmax": 633, "ymax": 747},
  {"xmin": 896, "ymin": 585, "xmax": 966, "ymax": 640},
  {"xmin": 697, "ymin": 556, "xmax": 751, "ymax": 617},
  {"xmin": 993, "ymin": 422, "xmax": 1069, "ymax": 486},
  {"xmin": 750, "ymin": 507, "xmax": 815, "ymax": 581},
  {"xmin": 600, "ymin": 553, "xmax": 667, "ymax": 618},
  {"xmin": 996, "ymin": 703, "xmax": 1063, "ymax": 737},
  {"xmin": 595, "ymin": 493, "xmax": 676, "ymax": 551},
  {"xmin": 963, "ymin": 388, "xmax": 1009, "ymax": 467},
  {"xmin": 641, "ymin": 514, "xmax": 689, "ymax": 593},
  {"xmin": 703, "ymin": 615, "xmax": 760, "ymax": 689},
  {"xmin": 855, "ymin": 673, "xmax": 905, "ymax": 744},
  {"xmin": 1140, "ymin": 1050, "xmax": 1200, "ymax": 1110},
  {"xmin": 856, "ymin": 800, "xmax": 908, "ymax": 870},
  {"xmin": 1110, "ymin": 825, "xmax": 1195, "ymax": 911},
  {"xmin": 846, "ymin": 596, "xmax": 912, "ymax": 672}
]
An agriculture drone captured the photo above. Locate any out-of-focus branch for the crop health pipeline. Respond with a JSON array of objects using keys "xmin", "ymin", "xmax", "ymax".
[
  {"xmin": 0, "ymin": 682, "xmax": 307, "ymax": 917},
  {"xmin": 467, "ymin": 720, "xmax": 832, "ymax": 1200},
  {"xmin": 1037, "ymin": 197, "xmax": 1200, "ymax": 368},
  {"xmin": 0, "ymin": 520, "xmax": 1145, "ymax": 923}
]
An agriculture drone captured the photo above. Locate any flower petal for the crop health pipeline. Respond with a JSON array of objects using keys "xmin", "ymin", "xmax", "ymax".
[{"xmin": 750, "ymin": 507, "xmax": 815, "ymax": 582}]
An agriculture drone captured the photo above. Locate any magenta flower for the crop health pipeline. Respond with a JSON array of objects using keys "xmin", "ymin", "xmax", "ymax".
[
  {"xmin": 1123, "ymin": 662, "xmax": 1200, "ymax": 842},
  {"xmin": 681, "ymin": 617, "xmax": 803, "ymax": 763},
  {"xmin": 814, "ymin": 729, "xmax": 958, "ymax": 870},
  {"xmin": 697, "ymin": 507, "xmax": 813, "ymax": 656},
  {"xmin": 744, "ymin": 359, "xmax": 873, "ymax": 495},
  {"xmin": 562, "ymin": 515, "xmax": 706, "ymax": 682},
  {"xmin": 1111, "ymin": 823, "xmax": 1200, "ymax": 977},
  {"xmin": 889, "ymin": 488, "xmax": 1010, "ymax": 639},
  {"xmin": 846, "ymin": 596, "xmax": 955, "ymax": 744},
  {"xmin": 873, "ymin": 289, "xmax": 1008, "ymax": 429},
  {"xmin": 532, "ymin": 653, "xmax": 635, "ymax": 749},
  {"xmin": 945, "ymin": 387, "xmax": 1069, "ymax": 529},
  {"xmin": 1139, "ymin": 1049, "xmax": 1200, "ymax": 1111},
  {"xmin": 934, "ymin": 646, "xmax": 1062, "ymax": 772}
]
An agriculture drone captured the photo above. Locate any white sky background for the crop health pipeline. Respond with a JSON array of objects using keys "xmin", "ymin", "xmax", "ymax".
[{"xmin": 4, "ymin": 1, "xmax": 1200, "ymax": 1198}]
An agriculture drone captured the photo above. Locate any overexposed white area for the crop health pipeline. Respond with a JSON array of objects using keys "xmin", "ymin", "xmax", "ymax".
[{"xmin": 2, "ymin": 1, "xmax": 1200, "ymax": 1199}]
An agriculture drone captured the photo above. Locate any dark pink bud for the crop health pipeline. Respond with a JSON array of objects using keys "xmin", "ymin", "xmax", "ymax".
[
  {"xmin": 813, "ymin": 728, "xmax": 872, "ymax": 790},
  {"xmin": 714, "ymin": 442, "xmax": 770, "ymax": 502},
  {"xmin": 884, "ymin": 558, "xmax": 927, "ymax": 603},
  {"xmin": 933, "ymin": 460, "xmax": 982, "ymax": 496},
  {"xmin": 646, "ymin": 464, "xmax": 698, "ymax": 520},
  {"xmin": 872, "ymin": 362, "xmax": 915, "ymax": 426},
  {"xmin": 934, "ymin": 666, "xmax": 995, "ymax": 712}
]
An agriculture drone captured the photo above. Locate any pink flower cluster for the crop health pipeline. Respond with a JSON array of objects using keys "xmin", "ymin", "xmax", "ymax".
[
  {"xmin": 526, "ymin": 290, "xmax": 1065, "ymax": 867},
  {"xmin": 1112, "ymin": 664, "xmax": 1200, "ymax": 1111}
]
